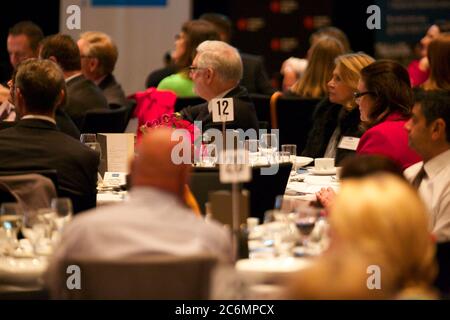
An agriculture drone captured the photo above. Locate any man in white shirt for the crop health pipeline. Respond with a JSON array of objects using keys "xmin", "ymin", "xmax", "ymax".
[
  {"xmin": 404, "ymin": 90, "xmax": 450, "ymax": 241},
  {"xmin": 49, "ymin": 127, "xmax": 232, "ymax": 266}
]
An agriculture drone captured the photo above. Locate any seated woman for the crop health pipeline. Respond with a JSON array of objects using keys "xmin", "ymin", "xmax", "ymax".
[
  {"xmin": 157, "ymin": 20, "xmax": 219, "ymax": 97},
  {"xmin": 356, "ymin": 60, "xmax": 421, "ymax": 170},
  {"xmin": 287, "ymin": 36, "xmax": 345, "ymax": 99},
  {"xmin": 291, "ymin": 174, "xmax": 437, "ymax": 299},
  {"xmin": 422, "ymin": 32, "xmax": 450, "ymax": 91},
  {"xmin": 407, "ymin": 22, "xmax": 450, "ymax": 87},
  {"xmin": 302, "ymin": 53, "xmax": 374, "ymax": 165}
]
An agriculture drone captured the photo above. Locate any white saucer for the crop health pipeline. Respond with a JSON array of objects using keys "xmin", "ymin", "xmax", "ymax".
[
  {"xmin": 308, "ymin": 167, "xmax": 337, "ymax": 175},
  {"xmin": 295, "ymin": 156, "xmax": 314, "ymax": 167}
]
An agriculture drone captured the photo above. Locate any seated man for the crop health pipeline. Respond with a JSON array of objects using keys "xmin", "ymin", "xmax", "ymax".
[
  {"xmin": 404, "ymin": 90, "xmax": 450, "ymax": 242},
  {"xmin": 179, "ymin": 40, "xmax": 259, "ymax": 132},
  {"xmin": 0, "ymin": 59, "xmax": 99, "ymax": 213},
  {"xmin": 77, "ymin": 31, "xmax": 127, "ymax": 108},
  {"xmin": 40, "ymin": 34, "xmax": 108, "ymax": 129},
  {"xmin": 48, "ymin": 127, "xmax": 232, "ymax": 263}
]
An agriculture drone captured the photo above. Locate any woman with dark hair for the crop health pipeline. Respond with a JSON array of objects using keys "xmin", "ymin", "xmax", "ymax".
[
  {"xmin": 155, "ymin": 20, "xmax": 220, "ymax": 97},
  {"xmin": 355, "ymin": 60, "xmax": 421, "ymax": 170}
]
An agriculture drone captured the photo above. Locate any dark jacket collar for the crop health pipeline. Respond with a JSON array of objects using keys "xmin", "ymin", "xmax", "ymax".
[
  {"xmin": 98, "ymin": 73, "xmax": 115, "ymax": 90},
  {"xmin": 16, "ymin": 118, "xmax": 58, "ymax": 130}
]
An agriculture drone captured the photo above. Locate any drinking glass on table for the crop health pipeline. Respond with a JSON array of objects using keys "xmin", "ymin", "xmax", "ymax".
[
  {"xmin": 50, "ymin": 197, "xmax": 73, "ymax": 233},
  {"xmin": 0, "ymin": 202, "xmax": 23, "ymax": 255},
  {"xmin": 259, "ymin": 133, "xmax": 278, "ymax": 163},
  {"xmin": 22, "ymin": 208, "xmax": 56, "ymax": 257},
  {"xmin": 295, "ymin": 204, "xmax": 321, "ymax": 251},
  {"xmin": 281, "ymin": 144, "xmax": 297, "ymax": 169},
  {"xmin": 244, "ymin": 139, "xmax": 259, "ymax": 165}
]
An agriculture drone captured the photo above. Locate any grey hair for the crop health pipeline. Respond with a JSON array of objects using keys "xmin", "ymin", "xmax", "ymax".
[{"xmin": 195, "ymin": 40, "xmax": 243, "ymax": 83}]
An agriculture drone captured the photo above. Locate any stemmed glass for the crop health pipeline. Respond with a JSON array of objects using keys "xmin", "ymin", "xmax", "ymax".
[
  {"xmin": 0, "ymin": 202, "xmax": 23, "ymax": 256},
  {"xmin": 50, "ymin": 197, "xmax": 73, "ymax": 233},
  {"xmin": 259, "ymin": 134, "xmax": 278, "ymax": 163},
  {"xmin": 244, "ymin": 139, "xmax": 259, "ymax": 165},
  {"xmin": 295, "ymin": 204, "xmax": 321, "ymax": 252},
  {"xmin": 22, "ymin": 208, "xmax": 56, "ymax": 257}
]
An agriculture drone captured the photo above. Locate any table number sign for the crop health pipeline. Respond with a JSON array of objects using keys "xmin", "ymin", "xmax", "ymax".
[{"xmin": 211, "ymin": 98, "xmax": 234, "ymax": 123}]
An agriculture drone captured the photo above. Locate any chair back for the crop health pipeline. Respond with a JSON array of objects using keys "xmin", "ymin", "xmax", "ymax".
[
  {"xmin": 249, "ymin": 93, "xmax": 271, "ymax": 124},
  {"xmin": 49, "ymin": 254, "xmax": 217, "ymax": 299},
  {"xmin": 80, "ymin": 106, "xmax": 128, "ymax": 133},
  {"xmin": 270, "ymin": 92, "xmax": 320, "ymax": 152}
]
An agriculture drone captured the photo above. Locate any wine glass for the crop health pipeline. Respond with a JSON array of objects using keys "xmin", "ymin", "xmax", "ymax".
[
  {"xmin": 295, "ymin": 205, "xmax": 321, "ymax": 252},
  {"xmin": 259, "ymin": 133, "xmax": 278, "ymax": 163},
  {"xmin": 0, "ymin": 202, "xmax": 24, "ymax": 256},
  {"xmin": 281, "ymin": 144, "xmax": 297, "ymax": 170},
  {"xmin": 22, "ymin": 208, "xmax": 56, "ymax": 257},
  {"xmin": 50, "ymin": 198, "xmax": 73, "ymax": 233}
]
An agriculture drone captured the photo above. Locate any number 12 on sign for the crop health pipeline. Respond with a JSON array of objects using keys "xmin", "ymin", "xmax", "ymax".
[{"xmin": 212, "ymin": 98, "xmax": 234, "ymax": 123}]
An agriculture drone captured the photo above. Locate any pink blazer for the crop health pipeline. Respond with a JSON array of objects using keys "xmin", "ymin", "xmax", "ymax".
[{"xmin": 357, "ymin": 112, "xmax": 421, "ymax": 170}]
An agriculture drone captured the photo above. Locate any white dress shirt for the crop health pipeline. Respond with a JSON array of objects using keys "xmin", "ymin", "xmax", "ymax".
[
  {"xmin": 404, "ymin": 149, "xmax": 450, "ymax": 241},
  {"xmin": 50, "ymin": 187, "xmax": 232, "ymax": 264}
]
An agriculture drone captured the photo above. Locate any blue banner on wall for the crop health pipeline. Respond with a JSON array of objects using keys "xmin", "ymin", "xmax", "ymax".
[{"xmin": 92, "ymin": 0, "xmax": 166, "ymax": 6}]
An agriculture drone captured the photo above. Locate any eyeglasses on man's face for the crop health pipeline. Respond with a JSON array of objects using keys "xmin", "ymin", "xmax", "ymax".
[
  {"xmin": 188, "ymin": 66, "xmax": 207, "ymax": 74},
  {"xmin": 353, "ymin": 91, "xmax": 376, "ymax": 99}
]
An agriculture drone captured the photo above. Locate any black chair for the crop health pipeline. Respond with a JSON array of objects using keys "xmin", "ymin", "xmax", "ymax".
[
  {"xmin": 190, "ymin": 162, "xmax": 292, "ymax": 221},
  {"xmin": 249, "ymin": 93, "xmax": 271, "ymax": 124},
  {"xmin": 174, "ymin": 97, "xmax": 205, "ymax": 113},
  {"xmin": 270, "ymin": 92, "xmax": 320, "ymax": 153},
  {"xmin": 80, "ymin": 106, "xmax": 128, "ymax": 133},
  {"xmin": 435, "ymin": 241, "xmax": 450, "ymax": 297}
]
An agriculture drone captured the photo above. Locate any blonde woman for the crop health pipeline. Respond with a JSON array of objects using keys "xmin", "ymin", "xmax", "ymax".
[
  {"xmin": 291, "ymin": 174, "xmax": 437, "ymax": 299},
  {"xmin": 302, "ymin": 52, "xmax": 374, "ymax": 165},
  {"xmin": 289, "ymin": 36, "xmax": 345, "ymax": 98}
]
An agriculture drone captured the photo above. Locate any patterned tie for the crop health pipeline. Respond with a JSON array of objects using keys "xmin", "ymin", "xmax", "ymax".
[{"xmin": 412, "ymin": 165, "xmax": 427, "ymax": 189}]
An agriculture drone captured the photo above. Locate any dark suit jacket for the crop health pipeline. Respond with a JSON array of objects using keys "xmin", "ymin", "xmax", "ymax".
[
  {"xmin": 64, "ymin": 74, "xmax": 108, "ymax": 129},
  {"xmin": 179, "ymin": 86, "xmax": 259, "ymax": 132},
  {"xmin": 98, "ymin": 74, "xmax": 127, "ymax": 108},
  {"xmin": 240, "ymin": 53, "xmax": 275, "ymax": 95},
  {"xmin": 0, "ymin": 119, "xmax": 99, "ymax": 212}
]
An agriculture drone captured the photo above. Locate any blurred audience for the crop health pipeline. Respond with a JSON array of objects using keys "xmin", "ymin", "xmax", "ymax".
[
  {"xmin": 77, "ymin": 31, "xmax": 127, "ymax": 108},
  {"xmin": 308, "ymin": 26, "xmax": 352, "ymax": 57},
  {"xmin": 293, "ymin": 174, "xmax": 437, "ymax": 299},
  {"xmin": 1, "ymin": 21, "xmax": 44, "ymax": 119},
  {"xmin": 407, "ymin": 22, "xmax": 450, "ymax": 87},
  {"xmin": 289, "ymin": 36, "xmax": 345, "ymax": 98},
  {"xmin": 405, "ymin": 90, "xmax": 450, "ymax": 242},
  {"xmin": 356, "ymin": 60, "xmax": 421, "ymax": 170},
  {"xmin": 47, "ymin": 127, "xmax": 232, "ymax": 265},
  {"xmin": 422, "ymin": 33, "xmax": 450, "ymax": 91},
  {"xmin": 302, "ymin": 53, "xmax": 374, "ymax": 164},
  {"xmin": 147, "ymin": 20, "xmax": 219, "ymax": 96},
  {"xmin": 200, "ymin": 13, "xmax": 275, "ymax": 95},
  {"xmin": 280, "ymin": 57, "xmax": 307, "ymax": 92},
  {"xmin": 40, "ymin": 34, "xmax": 108, "ymax": 129},
  {"xmin": 0, "ymin": 59, "xmax": 99, "ymax": 212},
  {"xmin": 180, "ymin": 40, "xmax": 259, "ymax": 131}
]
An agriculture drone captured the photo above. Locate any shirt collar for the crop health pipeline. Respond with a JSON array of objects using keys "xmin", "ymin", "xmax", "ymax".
[
  {"xmin": 21, "ymin": 114, "xmax": 56, "ymax": 125},
  {"xmin": 207, "ymin": 87, "xmax": 236, "ymax": 113},
  {"xmin": 65, "ymin": 72, "xmax": 82, "ymax": 83},
  {"xmin": 424, "ymin": 148, "xmax": 450, "ymax": 179}
]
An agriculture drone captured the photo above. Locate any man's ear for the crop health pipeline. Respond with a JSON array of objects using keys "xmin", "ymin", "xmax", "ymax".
[
  {"xmin": 48, "ymin": 56, "xmax": 58, "ymax": 64},
  {"xmin": 55, "ymin": 89, "xmax": 66, "ymax": 109},
  {"xmin": 205, "ymin": 68, "xmax": 214, "ymax": 85},
  {"xmin": 14, "ymin": 87, "xmax": 25, "ymax": 115},
  {"xmin": 431, "ymin": 118, "xmax": 446, "ymax": 141},
  {"xmin": 89, "ymin": 58, "xmax": 99, "ymax": 73}
]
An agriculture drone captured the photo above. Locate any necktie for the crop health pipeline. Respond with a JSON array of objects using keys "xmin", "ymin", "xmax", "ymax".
[{"xmin": 412, "ymin": 165, "xmax": 427, "ymax": 189}]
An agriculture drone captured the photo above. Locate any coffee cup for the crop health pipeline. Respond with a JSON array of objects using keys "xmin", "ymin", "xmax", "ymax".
[{"xmin": 314, "ymin": 158, "xmax": 334, "ymax": 171}]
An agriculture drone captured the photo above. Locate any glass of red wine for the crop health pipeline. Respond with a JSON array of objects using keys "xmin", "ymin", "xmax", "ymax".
[{"xmin": 295, "ymin": 205, "xmax": 321, "ymax": 248}]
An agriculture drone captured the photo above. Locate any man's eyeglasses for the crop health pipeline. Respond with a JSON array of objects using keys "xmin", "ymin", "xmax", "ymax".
[
  {"xmin": 353, "ymin": 91, "xmax": 375, "ymax": 99},
  {"xmin": 188, "ymin": 66, "xmax": 206, "ymax": 73}
]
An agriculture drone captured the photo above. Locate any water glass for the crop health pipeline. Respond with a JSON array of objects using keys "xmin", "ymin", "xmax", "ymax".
[
  {"xmin": 51, "ymin": 197, "xmax": 73, "ymax": 232},
  {"xmin": 281, "ymin": 144, "xmax": 297, "ymax": 163},
  {"xmin": 259, "ymin": 134, "xmax": 278, "ymax": 163},
  {"xmin": 0, "ymin": 202, "xmax": 23, "ymax": 255}
]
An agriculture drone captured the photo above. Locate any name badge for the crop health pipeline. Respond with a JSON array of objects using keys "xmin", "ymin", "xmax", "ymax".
[{"xmin": 338, "ymin": 136, "xmax": 360, "ymax": 151}]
